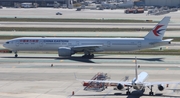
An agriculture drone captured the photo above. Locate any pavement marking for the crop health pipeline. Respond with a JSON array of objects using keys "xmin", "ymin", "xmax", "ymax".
[{"xmin": 102, "ymin": 89, "xmax": 113, "ymax": 98}]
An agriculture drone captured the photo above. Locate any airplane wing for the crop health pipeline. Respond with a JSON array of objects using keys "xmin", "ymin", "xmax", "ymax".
[
  {"xmin": 77, "ymin": 79, "xmax": 132, "ymax": 86},
  {"xmin": 74, "ymin": 73, "xmax": 132, "ymax": 86},
  {"xmin": 144, "ymin": 81, "xmax": 180, "ymax": 86},
  {"xmin": 72, "ymin": 45, "xmax": 103, "ymax": 52},
  {"xmin": 77, "ymin": 78, "xmax": 180, "ymax": 86}
]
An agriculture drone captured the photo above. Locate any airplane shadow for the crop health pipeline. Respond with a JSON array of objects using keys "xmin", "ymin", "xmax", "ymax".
[
  {"xmin": 55, "ymin": 57, "xmax": 95, "ymax": 63},
  {"xmin": 56, "ymin": 57, "xmax": 164, "ymax": 63},
  {"xmin": 92, "ymin": 57, "xmax": 164, "ymax": 62},
  {"xmin": 1, "ymin": 56, "xmax": 95, "ymax": 63},
  {"xmin": 1, "ymin": 56, "xmax": 164, "ymax": 63},
  {"xmin": 74, "ymin": 90, "xmax": 180, "ymax": 98}
]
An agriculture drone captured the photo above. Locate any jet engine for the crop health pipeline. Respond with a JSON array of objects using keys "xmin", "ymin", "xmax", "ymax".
[
  {"xmin": 117, "ymin": 84, "xmax": 124, "ymax": 90},
  {"xmin": 158, "ymin": 84, "xmax": 164, "ymax": 91},
  {"xmin": 58, "ymin": 47, "xmax": 74, "ymax": 57}
]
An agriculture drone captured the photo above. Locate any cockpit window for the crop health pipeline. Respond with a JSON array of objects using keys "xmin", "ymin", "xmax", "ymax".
[{"xmin": 6, "ymin": 42, "xmax": 9, "ymax": 44}]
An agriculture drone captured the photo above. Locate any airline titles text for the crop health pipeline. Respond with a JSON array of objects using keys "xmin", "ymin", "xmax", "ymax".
[{"xmin": 43, "ymin": 40, "xmax": 69, "ymax": 42}]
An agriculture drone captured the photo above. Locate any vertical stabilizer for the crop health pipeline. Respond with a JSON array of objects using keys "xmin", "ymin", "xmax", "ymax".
[
  {"xmin": 144, "ymin": 16, "xmax": 170, "ymax": 40},
  {"xmin": 135, "ymin": 56, "xmax": 138, "ymax": 81}
]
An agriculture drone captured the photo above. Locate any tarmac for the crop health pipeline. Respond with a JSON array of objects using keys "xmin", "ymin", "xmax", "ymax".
[{"xmin": 0, "ymin": 53, "xmax": 180, "ymax": 98}]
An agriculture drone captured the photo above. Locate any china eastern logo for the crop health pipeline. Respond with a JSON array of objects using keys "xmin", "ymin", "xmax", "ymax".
[{"xmin": 153, "ymin": 25, "xmax": 165, "ymax": 36}]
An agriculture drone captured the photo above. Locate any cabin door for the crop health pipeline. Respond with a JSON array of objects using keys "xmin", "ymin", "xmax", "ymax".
[
  {"xmin": 137, "ymin": 41, "xmax": 141, "ymax": 48},
  {"xmin": 15, "ymin": 40, "xmax": 19, "ymax": 47},
  {"xmin": 107, "ymin": 41, "xmax": 111, "ymax": 47},
  {"xmin": 39, "ymin": 40, "xmax": 44, "ymax": 47}
]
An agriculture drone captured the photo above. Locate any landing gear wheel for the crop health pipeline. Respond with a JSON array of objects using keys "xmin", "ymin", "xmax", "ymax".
[
  {"xmin": 15, "ymin": 54, "xmax": 18, "ymax": 58},
  {"xmin": 148, "ymin": 85, "xmax": 154, "ymax": 96},
  {"xmin": 126, "ymin": 91, "xmax": 131, "ymax": 95},
  {"xmin": 90, "ymin": 54, "xmax": 94, "ymax": 59},
  {"xmin": 126, "ymin": 86, "xmax": 131, "ymax": 95},
  {"xmin": 142, "ymin": 88, "xmax": 145, "ymax": 92},
  {"xmin": 14, "ymin": 51, "xmax": 18, "ymax": 58},
  {"xmin": 149, "ymin": 92, "xmax": 154, "ymax": 96},
  {"xmin": 82, "ymin": 54, "xmax": 94, "ymax": 59}
]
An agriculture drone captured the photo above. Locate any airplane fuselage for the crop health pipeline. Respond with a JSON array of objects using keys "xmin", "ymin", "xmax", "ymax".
[
  {"xmin": 4, "ymin": 37, "xmax": 163, "ymax": 52},
  {"xmin": 132, "ymin": 72, "xmax": 149, "ymax": 90}
]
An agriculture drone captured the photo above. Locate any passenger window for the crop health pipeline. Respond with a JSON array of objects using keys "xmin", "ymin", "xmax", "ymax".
[{"xmin": 6, "ymin": 42, "xmax": 9, "ymax": 44}]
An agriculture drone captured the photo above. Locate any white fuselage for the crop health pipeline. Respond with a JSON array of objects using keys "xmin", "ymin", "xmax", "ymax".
[
  {"xmin": 132, "ymin": 72, "xmax": 149, "ymax": 90},
  {"xmin": 3, "ymin": 37, "xmax": 164, "ymax": 52}
]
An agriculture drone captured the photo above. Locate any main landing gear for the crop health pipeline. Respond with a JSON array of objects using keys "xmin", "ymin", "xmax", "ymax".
[
  {"xmin": 148, "ymin": 85, "xmax": 154, "ymax": 96},
  {"xmin": 82, "ymin": 50, "xmax": 94, "ymax": 59},
  {"xmin": 82, "ymin": 54, "xmax": 94, "ymax": 59},
  {"xmin": 126, "ymin": 86, "xmax": 131, "ymax": 95}
]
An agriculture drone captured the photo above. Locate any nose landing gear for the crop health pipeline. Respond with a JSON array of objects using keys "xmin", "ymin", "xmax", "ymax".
[
  {"xmin": 14, "ymin": 51, "xmax": 18, "ymax": 58},
  {"xmin": 148, "ymin": 85, "xmax": 154, "ymax": 96},
  {"xmin": 126, "ymin": 86, "xmax": 131, "ymax": 95}
]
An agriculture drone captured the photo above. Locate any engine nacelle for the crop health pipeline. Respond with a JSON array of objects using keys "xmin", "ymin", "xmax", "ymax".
[
  {"xmin": 158, "ymin": 84, "xmax": 164, "ymax": 91},
  {"xmin": 117, "ymin": 84, "xmax": 124, "ymax": 90},
  {"xmin": 58, "ymin": 47, "xmax": 74, "ymax": 57}
]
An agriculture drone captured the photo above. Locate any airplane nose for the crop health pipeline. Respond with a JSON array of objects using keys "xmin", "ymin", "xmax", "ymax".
[{"xmin": 3, "ymin": 43, "xmax": 6, "ymax": 48}]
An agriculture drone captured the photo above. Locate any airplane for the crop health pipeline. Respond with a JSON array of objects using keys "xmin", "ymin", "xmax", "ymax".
[
  {"xmin": 75, "ymin": 57, "xmax": 180, "ymax": 95},
  {"xmin": 3, "ymin": 16, "xmax": 172, "ymax": 58}
]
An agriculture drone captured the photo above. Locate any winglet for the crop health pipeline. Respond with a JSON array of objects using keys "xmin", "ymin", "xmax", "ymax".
[{"xmin": 144, "ymin": 16, "xmax": 171, "ymax": 40}]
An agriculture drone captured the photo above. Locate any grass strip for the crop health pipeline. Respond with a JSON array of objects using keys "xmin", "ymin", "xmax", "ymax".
[
  {"xmin": 0, "ymin": 36, "xmax": 179, "ymax": 41},
  {"xmin": 0, "ymin": 18, "xmax": 156, "ymax": 23},
  {"xmin": 0, "ymin": 27, "xmax": 179, "ymax": 32},
  {"xmin": 98, "ymin": 49, "xmax": 180, "ymax": 55}
]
